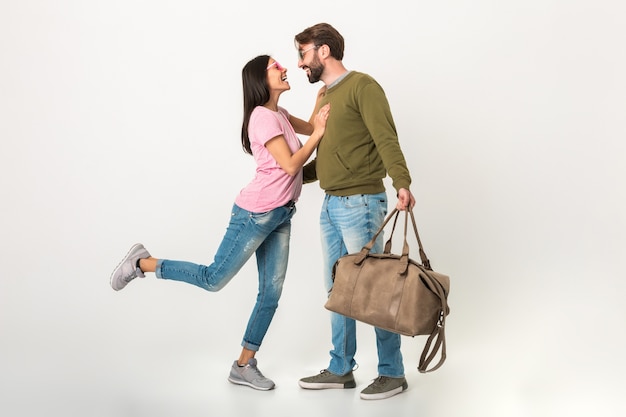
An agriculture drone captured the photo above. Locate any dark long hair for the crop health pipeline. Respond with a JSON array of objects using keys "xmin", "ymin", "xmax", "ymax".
[{"xmin": 241, "ymin": 55, "xmax": 271, "ymax": 155}]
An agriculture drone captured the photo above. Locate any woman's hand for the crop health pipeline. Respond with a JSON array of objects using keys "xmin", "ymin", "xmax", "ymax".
[{"xmin": 311, "ymin": 103, "xmax": 330, "ymax": 141}]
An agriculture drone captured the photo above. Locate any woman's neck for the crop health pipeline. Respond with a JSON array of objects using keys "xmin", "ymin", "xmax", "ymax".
[{"xmin": 264, "ymin": 100, "xmax": 279, "ymax": 112}]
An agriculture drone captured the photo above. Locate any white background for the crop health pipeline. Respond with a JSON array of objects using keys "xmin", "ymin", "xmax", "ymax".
[{"xmin": 1, "ymin": 1, "xmax": 624, "ymax": 416}]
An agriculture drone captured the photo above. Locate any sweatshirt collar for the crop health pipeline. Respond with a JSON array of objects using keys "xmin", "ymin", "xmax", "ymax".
[{"xmin": 327, "ymin": 70, "xmax": 351, "ymax": 90}]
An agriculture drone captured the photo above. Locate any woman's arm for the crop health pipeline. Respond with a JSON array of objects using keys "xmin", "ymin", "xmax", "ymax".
[
  {"xmin": 265, "ymin": 103, "xmax": 330, "ymax": 176},
  {"xmin": 290, "ymin": 86, "xmax": 328, "ymax": 136},
  {"xmin": 289, "ymin": 115, "xmax": 314, "ymax": 136}
]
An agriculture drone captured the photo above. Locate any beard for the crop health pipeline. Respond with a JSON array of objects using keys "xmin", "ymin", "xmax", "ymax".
[{"xmin": 306, "ymin": 56, "xmax": 324, "ymax": 84}]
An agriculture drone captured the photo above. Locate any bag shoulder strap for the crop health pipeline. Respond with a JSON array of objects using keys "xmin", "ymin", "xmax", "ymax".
[
  {"xmin": 355, "ymin": 208, "xmax": 449, "ymax": 372},
  {"xmin": 417, "ymin": 270, "xmax": 448, "ymax": 373},
  {"xmin": 407, "ymin": 209, "xmax": 449, "ymax": 372}
]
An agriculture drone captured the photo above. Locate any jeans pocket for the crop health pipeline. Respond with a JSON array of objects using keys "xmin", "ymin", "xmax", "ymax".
[{"xmin": 342, "ymin": 194, "xmax": 368, "ymax": 209}]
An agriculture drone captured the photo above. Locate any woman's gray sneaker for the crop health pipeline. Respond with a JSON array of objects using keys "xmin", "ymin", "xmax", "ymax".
[
  {"xmin": 228, "ymin": 358, "xmax": 275, "ymax": 391},
  {"xmin": 110, "ymin": 243, "xmax": 151, "ymax": 291}
]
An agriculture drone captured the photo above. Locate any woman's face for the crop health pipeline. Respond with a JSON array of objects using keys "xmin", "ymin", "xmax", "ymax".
[{"xmin": 266, "ymin": 58, "xmax": 290, "ymax": 93}]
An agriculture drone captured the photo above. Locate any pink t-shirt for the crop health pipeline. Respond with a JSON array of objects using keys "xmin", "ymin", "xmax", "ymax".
[{"xmin": 234, "ymin": 106, "xmax": 303, "ymax": 212}]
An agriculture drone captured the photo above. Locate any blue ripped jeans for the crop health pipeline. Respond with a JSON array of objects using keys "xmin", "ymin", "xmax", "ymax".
[
  {"xmin": 321, "ymin": 193, "xmax": 404, "ymax": 378},
  {"xmin": 156, "ymin": 202, "xmax": 295, "ymax": 351}
]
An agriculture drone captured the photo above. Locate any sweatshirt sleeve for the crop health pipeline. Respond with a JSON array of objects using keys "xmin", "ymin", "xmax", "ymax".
[
  {"xmin": 358, "ymin": 79, "xmax": 412, "ymax": 192},
  {"xmin": 302, "ymin": 159, "xmax": 318, "ymax": 184}
]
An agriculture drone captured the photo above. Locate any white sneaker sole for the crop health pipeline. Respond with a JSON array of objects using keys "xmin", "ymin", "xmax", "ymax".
[
  {"xmin": 228, "ymin": 376, "xmax": 275, "ymax": 391},
  {"xmin": 298, "ymin": 380, "xmax": 355, "ymax": 389},
  {"xmin": 360, "ymin": 384, "xmax": 407, "ymax": 400}
]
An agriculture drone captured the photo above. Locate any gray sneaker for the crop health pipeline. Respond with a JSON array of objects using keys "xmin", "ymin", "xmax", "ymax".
[
  {"xmin": 110, "ymin": 243, "xmax": 151, "ymax": 291},
  {"xmin": 360, "ymin": 376, "xmax": 408, "ymax": 400},
  {"xmin": 228, "ymin": 358, "xmax": 275, "ymax": 391},
  {"xmin": 298, "ymin": 369, "xmax": 356, "ymax": 389}
]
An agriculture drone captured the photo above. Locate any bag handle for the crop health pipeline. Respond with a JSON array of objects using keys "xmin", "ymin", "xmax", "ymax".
[
  {"xmin": 353, "ymin": 208, "xmax": 401, "ymax": 265},
  {"xmin": 383, "ymin": 211, "xmax": 401, "ymax": 254},
  {"xmin": 357, "ymin": 208, "xmax": 431, "ymax": 270},
  {"xmin": 409, "ymin": 209, "xmax": 431, "ymax": 270}
]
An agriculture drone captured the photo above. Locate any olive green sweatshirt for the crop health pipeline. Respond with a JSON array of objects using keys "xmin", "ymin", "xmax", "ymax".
[{"xmin": 303, "ymin": 71, "xmax": 411, "ymax": 196}]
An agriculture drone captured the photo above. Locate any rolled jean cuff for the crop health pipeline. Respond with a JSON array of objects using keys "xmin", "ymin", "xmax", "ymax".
[
  {"xmin": 241, "ymin": 340, "xmax": 261, "ymax": 352},
  {"xmin": 155, "ymin": 259, "xmax": 165, "ymax": 279}
]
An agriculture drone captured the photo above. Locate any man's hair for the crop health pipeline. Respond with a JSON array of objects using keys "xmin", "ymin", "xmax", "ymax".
[{"xmin": 295, "ymin": 23, "xmax": 344, "ymax": 61}]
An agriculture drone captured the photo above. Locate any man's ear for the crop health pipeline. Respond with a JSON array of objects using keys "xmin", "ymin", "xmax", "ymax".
[{"xmin": 318, "ymin": 44, "xmax": 330, "ymax": 59}]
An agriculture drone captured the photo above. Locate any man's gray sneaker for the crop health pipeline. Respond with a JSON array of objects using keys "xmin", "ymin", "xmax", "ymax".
[
  {"xmin": 298, "ymin": 369, "xmax": 356, "ymax": 389},
  {"xmin": 228, "ymin": 358, "xmax": 275, "ymax": 391},
  {"xmin": 110, "ymin": 243, "xmax": 151, "ymax": 291},
  {"xmin": 360, "ymin": 376, "xmax": 408, "ymax": 400}
]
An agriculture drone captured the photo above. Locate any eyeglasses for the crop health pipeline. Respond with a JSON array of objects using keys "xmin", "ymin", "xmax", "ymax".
[
  {"xmin": 266, "ymin": 61, "xmax": 285, "ymax": 71},
  {"xmin": 298, "ymin": 45, "xmax": 319, "ymax": 60}
]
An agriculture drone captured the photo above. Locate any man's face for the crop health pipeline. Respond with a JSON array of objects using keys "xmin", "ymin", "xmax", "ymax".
[{"xmin": 298, "ymin": 44, "xmax": 324, "ymax": 84}]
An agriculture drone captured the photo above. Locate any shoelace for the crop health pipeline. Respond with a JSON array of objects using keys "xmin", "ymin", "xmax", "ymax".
[
  {"xmin": 247, "ymin": 365, "xmax": 267, "ymax": 379},
  {"xmin": 371, "ymin": 376, "xmax": 390, "ymax": 387},
  {"xmin": 246, "ymin": 364, "xmax": 266, "ymax": 379},
  {"xmin": 123, "ymin": 270, "xmax": 138, "ymax": 283}
]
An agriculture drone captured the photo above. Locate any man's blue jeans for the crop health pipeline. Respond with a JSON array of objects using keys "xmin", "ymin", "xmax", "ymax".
[
  {"xmin": 321, "ymin": 193, "xmax": 404, "ymax": 378},
  {"xmin": 156, "ymin": 202, "xmax": 295, "ymax": 351}
]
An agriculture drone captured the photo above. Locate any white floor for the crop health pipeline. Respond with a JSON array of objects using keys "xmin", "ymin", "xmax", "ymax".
[
  {"xmin": 1, "ymin": 216, "xmax": 624, "ymax": 417},
  {"xmin": 2, "ymin": 276, "xmax": 624, "ymax": 417},
  {"xmin": 0, "ymin": 333, "xmax": 475, "ymax": 417}
]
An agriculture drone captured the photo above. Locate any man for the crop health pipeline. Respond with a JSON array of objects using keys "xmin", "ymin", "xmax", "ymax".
[{"xmin": 295, "ymin": 23, "xmax": 416, "ymax": 400}]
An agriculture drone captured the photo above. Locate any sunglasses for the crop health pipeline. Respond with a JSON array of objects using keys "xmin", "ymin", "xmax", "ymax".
[
  {"xmin": 266, "ymin": 61, "xmax": 285, "ymax": 71},
  {"xmin": 298, "ymin": 45, "xmax": 319, "ymax": 60}
]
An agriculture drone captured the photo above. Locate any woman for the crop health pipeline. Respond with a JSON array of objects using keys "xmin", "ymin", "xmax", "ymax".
[{"xmin": 110, "ymin": 55, "xmax": 330, "ymax": 391}]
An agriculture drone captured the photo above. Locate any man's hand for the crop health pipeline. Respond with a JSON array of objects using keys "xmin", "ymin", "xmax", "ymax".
[{"xmin": 396, "ymin": 188, "xmax": 415, "ymax": 211}]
